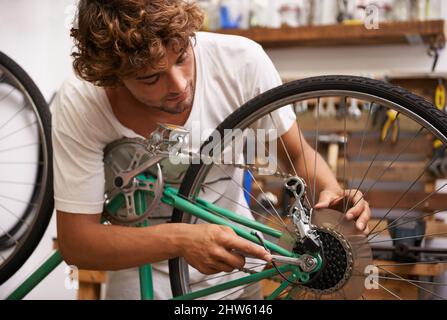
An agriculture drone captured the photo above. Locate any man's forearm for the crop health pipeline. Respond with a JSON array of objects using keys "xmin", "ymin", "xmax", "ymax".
[
  {"xmin": 302, "ymin": 145, "xmax": 340, "ymax": 192},
  {"xmin": 293, "ymin": 142, "xmax": 342, "ymax": 198},
  {"xmin": 277, "ymin": 123, "xmax": 342, "ymax": 198},
  {"xmin": 58, "ymin": 214, "xmax": 187, "ymax": 270}
]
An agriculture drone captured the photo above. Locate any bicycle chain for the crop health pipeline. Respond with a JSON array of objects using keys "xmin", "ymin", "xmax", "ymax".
[{"xmin": 113, "ymin": 136, "xmax": 293, "ymax": 179}]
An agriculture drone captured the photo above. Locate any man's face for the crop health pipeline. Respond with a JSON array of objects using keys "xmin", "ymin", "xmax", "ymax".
[{"xmin": 122, "ymin": 43, "xmax": 195, "ymax": 115}]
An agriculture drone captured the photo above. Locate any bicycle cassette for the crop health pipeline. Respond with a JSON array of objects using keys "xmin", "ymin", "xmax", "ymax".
[
  {"xmin": 279, "ymin": 208, "xmax": 372, "ymax": 300},
  {"xmin": 103, "ymin": 137, "xmax": 164, "ymax": 226}
]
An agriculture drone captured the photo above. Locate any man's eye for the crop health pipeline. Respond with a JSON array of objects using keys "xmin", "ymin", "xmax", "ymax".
[
  {"xmin": 177, "ymin": 53, "xmax": 188, "ymax": 65},
  {"xmin": 143, "ymin": 75, "xmax": 159, "ymax": 85}
]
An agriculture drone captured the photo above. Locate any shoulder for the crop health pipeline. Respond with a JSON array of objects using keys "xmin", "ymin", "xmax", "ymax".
[
  {"xmin": 50, "ymin": 73, "xmax": 120, "ymax": 149},
  {"xmin": 195, "ymin": 31, "xmax": 267, "ymax": 65},
  {"xmin": 53, "ymin": 74, "xmax": 101, "ymax": 109},
  {"xmin": 51, "ymin": 74, "xmax": 105, "ymax": 130},
  {"xmin": 195, "ymin": 31, "xmax": 262, "ymax": 51}
]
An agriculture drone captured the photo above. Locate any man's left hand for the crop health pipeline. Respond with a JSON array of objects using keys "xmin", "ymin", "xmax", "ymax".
[{"xmin": 314, "ymin": 188, "xmax": 371, "ymax": 234}]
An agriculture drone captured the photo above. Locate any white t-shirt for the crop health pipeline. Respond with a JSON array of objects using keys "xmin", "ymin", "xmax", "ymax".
[{"xmin": 51, "ymin": 32, "xmax": 296, "ymax": 299}]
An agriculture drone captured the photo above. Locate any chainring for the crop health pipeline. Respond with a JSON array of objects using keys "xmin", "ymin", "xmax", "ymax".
[{"xmin": 103, "ymin": 137, "xmax": 164, "ymax": 226}]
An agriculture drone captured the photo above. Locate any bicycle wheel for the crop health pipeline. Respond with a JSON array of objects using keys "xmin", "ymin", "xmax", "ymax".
[
  {"xmin": 0, "ymin": 52, "xmax": 53, "ymax": 285},
  {"xmin": 170, "ymin": 75, "xmax": 447, "ymax": 300}
]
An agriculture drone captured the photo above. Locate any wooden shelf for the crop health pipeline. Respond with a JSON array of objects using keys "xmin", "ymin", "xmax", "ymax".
[{"xmin": 215, "ymin": 20, "xmax": 446, "ymax": 49}]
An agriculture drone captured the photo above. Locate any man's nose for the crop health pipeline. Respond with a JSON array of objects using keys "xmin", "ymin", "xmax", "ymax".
[{"xmin": 167, "ymin": 67, "xmax": 187, "ymax": 94}]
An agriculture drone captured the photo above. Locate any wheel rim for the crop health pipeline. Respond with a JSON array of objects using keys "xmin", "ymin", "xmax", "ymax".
[
  {"xmin": 174, "ymin": 86, "xmax": 447, "ymax": 300},
  {"xmin": 0, "ymin": 63, "xmax": 50, "ymax": 278}
]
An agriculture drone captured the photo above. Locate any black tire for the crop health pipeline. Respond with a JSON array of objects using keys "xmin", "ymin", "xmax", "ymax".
[
  {"xmin": 0, "ymin": 51, "xmax": 53, "ymax": 285},
  {"xmin": 169, "ymin": 75, "xmax": 447, "ymax": 298}
]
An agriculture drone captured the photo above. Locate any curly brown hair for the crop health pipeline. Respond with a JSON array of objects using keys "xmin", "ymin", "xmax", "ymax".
[{"xmin": 71, "ymin": 0, "xmax": 203, "ymax": 87}]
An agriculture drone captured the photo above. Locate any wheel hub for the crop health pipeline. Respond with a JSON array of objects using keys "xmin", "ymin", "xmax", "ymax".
[
  {"xmin": 293, "ymin": 227, "xmax": 353, "ymax": 292},
  {"xmin": 279, "ymin": 208, "xmax": 373, "ymax": 299}
]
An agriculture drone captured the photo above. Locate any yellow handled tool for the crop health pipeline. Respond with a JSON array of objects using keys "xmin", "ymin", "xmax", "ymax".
[{"xmin": 380, "ymin": 109, "xmax": 399, "ymax": 143}]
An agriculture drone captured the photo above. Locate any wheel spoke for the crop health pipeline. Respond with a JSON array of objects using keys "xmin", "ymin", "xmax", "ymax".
[
  {"xmin": 212, "ymin": 164, "xmax": 289, "ymax": 230},
  {"xmin": 368, "ymin": 232, "xmax": 447, "ymax": 244},
  {"xmin": 269, "ymin": 113, "xmax": 298, "ymax": 177},
  {"xmin": 0, "ymin": 87, "xmax": 17, "ymax": 107},
  {"xmin": 0, "ymin": 120, "xmax": 37, "ymax": 143},
  {"xmin": 376, "ymin": 261, "xmax": 447, "ymax": 267},
  {"xmin": 0, "ymin": 193, "xmax": 38, "ymax": 206},
  {"xmin": 368, "ymin": 183, "xmax": 447, "ymax": 241},
  {"xmin": 0, "ymin": 201, "xmax": 30, "ymax": 227},
  {"xmin": 343, "ymin": 102, "xmax": 373, "ymax": 214},
  {"xmin": 246, "ymin": 169, "xmax": 288, "ymax": 229},
  {"xmin": 189, "ymin": 262, "xmax": 267, "ymax": 287},
  {"xmin": 377, "ymin": 275, "xmax": 447, "ymax": 286},
  {"xmin": 367, "ymin": 146, "xmax": 445, "ymax": 237},
  {"xmin": 313, "ymin": 98, "xmax": 320, "ymax": 207},
  {"xmin": 348, "ymin": 112, "xmax": 401, "ymax": 211},
  {"xmin": 351, "ymin": 126, "xmax": 424, "ymax": 211},
  {"xmin": 295, "ymin": 108, "xmax": 314, "ymax": 206},
  {"xmin": 0, "ymin": 222, "xmax": 19, "ymax": 245},
  {"xmin": 200, "ymin": 183, "xmax": 286, "ymax": 230},
  {"xmin": 0, "ymin": 180, "xmax": 37, "ymax": 186},
  {"xmin": 0, "ymin": 142, "xmax": 40, "ymax": 153},
  {"xmin": 341, "ymin": 97, "xmax": 348, "ymax": 213},
  {"xmin": 268, "ymin": 112, "xmax": 313, "ymax": 208},
  {"xmin": 373, "ymin": 279, "xmax": 402, "ymax": 300},
  {"xmin": 376, "ymin": 266, "xmax": 446, "ymax": 300}
]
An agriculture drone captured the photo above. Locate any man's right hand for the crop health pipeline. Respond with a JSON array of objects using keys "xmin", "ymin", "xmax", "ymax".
[{"xmin": 177, "ymin": 224, "xmax": 272, "ymax": 275}]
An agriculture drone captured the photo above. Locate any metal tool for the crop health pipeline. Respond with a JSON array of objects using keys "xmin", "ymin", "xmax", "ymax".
[
  {"xmin": 318, "ymin": 134, "xmax": 347, "ymax": 175},
  {"xmin": 270, "ymin": 254, "xmax": 317, "ymax": 273},
  {"xmin": 348, "ymin": 98, "xmax": 362, "ymax": 119},
  {"xmin": 235, "ymin": 250, "xmax": 317, "ymax": 273},
  {"xmin": 326, "ymin": 97, "xmax": 337, "ymax": 117},
  {"xmin": 294, "ymin": 100, "xmax": 308, "ymax": 114},
  {"xmin": 314, "ymin": 98, "xmax": 326, "ymax": 118}
]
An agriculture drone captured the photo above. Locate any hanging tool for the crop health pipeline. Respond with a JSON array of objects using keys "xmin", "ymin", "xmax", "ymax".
[
  {"xmin": 318, "ymin": 134, "xmax": 348, "ymax": 175},
  {"xmin": 428, "ymin": 141, "xmax": 447, "ymax": 178},
  {"xmin": 348, "ymin": 98, "xmax": 362, "ymax": 119},
  {"xmin": 326, "ymin": 97, "xmax": 337, "ymax": 117},
  {"xmin": 435, "ymin": 79, "xmax": 446, "ymax": 111},
  {"xmin": 314, "ymin": 98, "xmax": 327, "ymax": 118},
  {"xmin": 429, "ymin": 45, "xmax": 440, "ymax": 73},
  {"xmin": 294, "ymin": 100, "xmax": 308, "ymax": 114},
  {"xmin": 429, "ymin": 79, "xmax": 447, "ymax": 177},
  {"xmin": 380, "ymin": 109, "xmax": 399, "ymax": 144}
]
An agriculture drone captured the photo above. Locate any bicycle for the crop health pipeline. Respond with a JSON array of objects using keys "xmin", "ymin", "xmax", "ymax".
[{"xmin": 1, "ymin": 53, "xmax": 446, "ymax": 299}]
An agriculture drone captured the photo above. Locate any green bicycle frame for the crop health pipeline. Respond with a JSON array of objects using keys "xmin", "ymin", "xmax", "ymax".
[{"xmin": 7, "ymin": 174, "xmax": 321, "ymax": 300}]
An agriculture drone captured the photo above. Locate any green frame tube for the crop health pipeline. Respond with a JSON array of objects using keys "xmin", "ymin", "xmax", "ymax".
[
  {"xmin": 7, "ymin": 178, "xmax": 318, "ymax": 300},
  {"xmin": 7, "ymin": 251, "xmax": 63, "ymax": 300}
]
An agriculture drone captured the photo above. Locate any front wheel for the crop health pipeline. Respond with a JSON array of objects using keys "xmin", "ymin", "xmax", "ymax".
[{"xmin": 0, "ymin": 52, "xmax": 53, "ymax": 285}]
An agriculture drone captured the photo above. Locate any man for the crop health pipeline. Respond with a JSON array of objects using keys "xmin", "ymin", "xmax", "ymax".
[{"xmin": 52, "ymin": 0, "xmax": 370, "ymax": 299}]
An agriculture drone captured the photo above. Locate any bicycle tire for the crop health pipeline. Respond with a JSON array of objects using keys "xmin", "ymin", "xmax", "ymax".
[
  {"xmin": 0, "ymin": 51, "xmax": 54, "ymax": 285},
  {"xmin": 169, "ymin": 75, "xmax": 447, "ymax": 299}
]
